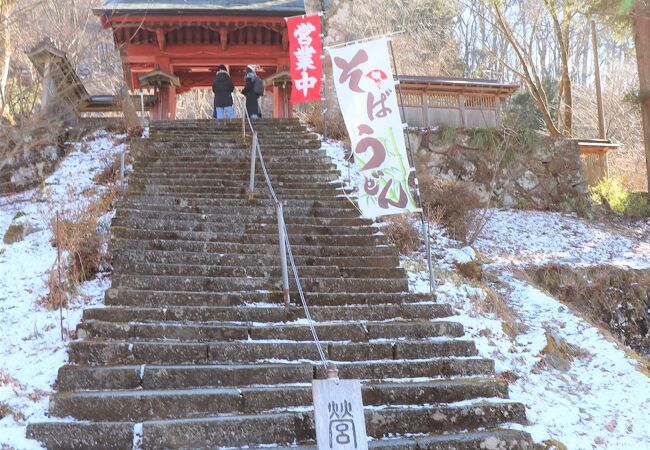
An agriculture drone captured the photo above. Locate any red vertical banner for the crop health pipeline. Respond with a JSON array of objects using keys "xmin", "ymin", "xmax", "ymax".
[{"xmin": 286, "ymin": 14, "xmax": 323, "ymax": 103}]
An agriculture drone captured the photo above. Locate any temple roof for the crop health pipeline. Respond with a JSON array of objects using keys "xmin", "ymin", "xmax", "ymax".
[{"xmin": 95, "ymin": 0, "xmax": 305, "ymax": 17}]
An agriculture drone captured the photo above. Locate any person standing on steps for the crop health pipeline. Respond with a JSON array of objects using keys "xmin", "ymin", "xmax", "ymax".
[
  {"xmin": 241, "ymin": 65, "xmax": 264, "ymax": 119},
  {"xmin": 212, "ymin": 64, "xmax": 235, "ymax": 120}
]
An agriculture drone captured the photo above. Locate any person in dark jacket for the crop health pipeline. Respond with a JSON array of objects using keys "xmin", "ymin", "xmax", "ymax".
[
  {"xmin": 240, "ymin": 65, "xmax": 261, "ymax": 119},
  {"xmin": 212, "ymin": 64, "xmax": 234, "ymax": 119}
]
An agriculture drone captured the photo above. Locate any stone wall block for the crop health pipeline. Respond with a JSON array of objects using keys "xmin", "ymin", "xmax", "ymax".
[{"xmin": 413, "ymin": 129, "xmax": 590, "ymax": 212}]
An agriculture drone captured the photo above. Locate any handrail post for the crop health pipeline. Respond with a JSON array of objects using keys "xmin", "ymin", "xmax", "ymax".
[
  {"xmin": 248, "ymin": 132, "xmax": 257, "ymax": 201},
  {"xmin": 242, "ymin": 99, "xmax": 246, "ymax": 140},
  {"xmin": 277, "ymin": 202, "xmax": 290, "ymax": 308},
  {"xmin": 140, "ymin": 90, "xmax": 146, "ymax": 128},
  {"xmin": 120, "ymin": 151, "xmax": 125, "ymax": 180}
]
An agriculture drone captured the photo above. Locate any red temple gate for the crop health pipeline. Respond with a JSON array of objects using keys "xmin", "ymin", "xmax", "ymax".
[{"xmin": 94, "ymin": 1, "xmax": 304, "ymax": 120}]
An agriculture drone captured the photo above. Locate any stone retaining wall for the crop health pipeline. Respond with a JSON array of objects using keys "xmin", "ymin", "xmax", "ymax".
[{"xmin": 409, "ymin": 128, "xmax": 590, "ymax": 213}]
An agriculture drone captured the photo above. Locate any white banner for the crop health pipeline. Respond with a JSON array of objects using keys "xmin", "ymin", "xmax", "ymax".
[{"xmin": 329, "ymin": 37, "xmax": 417, "ymax": 218}]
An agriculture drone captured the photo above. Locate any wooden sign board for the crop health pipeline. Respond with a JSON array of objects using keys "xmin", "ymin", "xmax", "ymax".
[{"xmin": 312, "ymin": 380, "xmax": 369, "ymax": 450}]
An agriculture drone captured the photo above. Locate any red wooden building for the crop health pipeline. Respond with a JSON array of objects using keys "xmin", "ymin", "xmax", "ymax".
[{"xmin": 93, "ymin": 0, "xmax": 305, "ymax": 120}]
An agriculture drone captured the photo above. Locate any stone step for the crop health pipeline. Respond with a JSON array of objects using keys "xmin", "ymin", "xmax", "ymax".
[
  {"xmin": 146, "ymin": 138, "xmax": 320, "ymax": 147},
  {"xmin": 113, "ymin": 210, "xmax": 370, "ymax": 227},
  {"xmin": 110, "ymin": 273, "xmax": 408, "ymax": 294},
  {"xmin": 104, "ymin": 289, "xmax": 434, "ymax": 307},
  {"xmin": 149, "ymin": 129, "xmax": 313, "ymax": 136},
  {"xmin": 132, "ymin": 171, "xmax": 339, "ymax": 183},
  {"xmin": 300, "ymin": 431, "xmax": 534, "ymax": 450},
  {"xmin": 26, "ymin": 423, "xmax": 533, "ymax": 450},
  {"xmin": 127, "ymin": 178, "xmax": 345, "ymax": 190},
  {"xmin": 135, "ymin": 155, "xmax": 334, "ymax": 165},
  {"xmin": 147, "ymin": 403, "xmax": 527, "ymax": 447},
  {"xmin": 120, "ymin": 196, "xmax": 354, "ymax": 210},
  {"xmin": 142, "ymin": 140, "xmax": 321, "ymax": 150},
  {"xmin": 129, "ymin": 177, "xmax": 342, "ymax": 189},
  {"xmin": 49, "ymin": 380, "xmax": 509, "ymax": 421},
  {"xmin": 68, "ymin": 340, "xmax": 481, "ymax": 365},
  {"xmin": 128, "ymin": 184, "xmax": 344, "ymax": 200},
  {"xmin": 127, "ymin": 186, "xmax": 350, "ymax": 199},
  {"xmin": 136, "ymin": 159, "xmax": 335, "ymax": 168},
  {"xmin": 111, "ymin": 250, "xmax": 398, "ymax": 269},
  {"xmin": 58, "ymin": 358, "xmax": 492, "ymax": 392},
  {"xmin": 77, "ymin": 320, "xmax": 464, "ymax": 342},
  {"xmin": 82, "ymin": 304, "xmax": 454, "ymax": 324},
  {"xmin": 111, "ymin": 228, "xmax": 388, "ymax": 248},
  {"xmin": 110, "ymin": 261, "xmax": 404, "ymax": 280},
  {"xmin": 110, "ymin": 239, "xmax": 397, "ymax": 259},
  {"xmin": 111, "ymin": 217, "xmax": 376, "ymax": 236},
  {"xmin": 137, "ymin": 167, "xmax": 337, "ymax": 177}
]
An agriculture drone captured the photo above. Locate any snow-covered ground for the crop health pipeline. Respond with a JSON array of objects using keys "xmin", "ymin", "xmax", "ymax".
[
  {"xmin": 476, "ymin": 209, "xmax": 650, "ymax": 269},
  {"xmin": 0, "ymin": 130, "xmax": 126, "ymax": 449},
  {"xmin": 407, "ymin": 211, "xmax": 650, "ymax": 449},
  {"xmin": 321, "ymin": 137, "xmax": 650, "ymax": 448}
]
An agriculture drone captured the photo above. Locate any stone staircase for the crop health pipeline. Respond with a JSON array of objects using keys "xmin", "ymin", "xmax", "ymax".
[{"xmin": 27, "ymin": 119, "xmax": 533, "ymax": 449}]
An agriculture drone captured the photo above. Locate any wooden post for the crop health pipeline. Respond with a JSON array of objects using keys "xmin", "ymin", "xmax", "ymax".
[
  {"xmin": 422, "ymin": 93, "xmax": 429, "ymax": 127},
  {"xmin": 41, "ymin": 59, "xmax": 54, "ymax": 112},
  {"xmin": 495, "ymin": 97, "xmax": 503, "ymax": 128},
  {"xmin": 591, "ymin": 20, "xmax": 606, "ymax": 140},
  {"xmin": 458, "ymin": 94, "xmax": 466, "ymax": 128}
]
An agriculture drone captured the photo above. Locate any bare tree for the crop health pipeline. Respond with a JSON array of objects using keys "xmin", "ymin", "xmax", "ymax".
[{"xmin": 633, "ymin": 0, "xmax": 650, "ymax": 191}]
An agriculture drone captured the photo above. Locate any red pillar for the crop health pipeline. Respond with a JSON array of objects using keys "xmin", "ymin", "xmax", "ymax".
[
  {"xmin": 273, "ymin": 86, "xmax": 283, "ymax": 118},
  {"xmin": 167, "ymin": 84, "xmax": 177, "ymax": 120},
  {"xmin": 272, "ymin": 85, "xmax": 292, "ymax": 118}
]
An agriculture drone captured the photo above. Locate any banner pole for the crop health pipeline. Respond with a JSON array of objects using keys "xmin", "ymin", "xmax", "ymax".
[
  {"xmin": 387, "ymin": 36, "xmax": 435, "ymax": 294},
  {"xmin": 321, "ymin": 12, "xmax": 328, "ymax": 142}
]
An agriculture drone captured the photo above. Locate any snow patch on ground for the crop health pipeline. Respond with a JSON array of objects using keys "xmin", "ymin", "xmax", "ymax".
[
  {"xmin": 0, "ymin": 130, "xmax": 126, "ymax": 449},
  {"xmin": 475, "ymin": 209, "xmax": 650, "ymax": 269}
]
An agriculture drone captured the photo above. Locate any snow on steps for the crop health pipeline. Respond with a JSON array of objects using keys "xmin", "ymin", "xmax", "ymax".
[{"xmin": 26, "ymin": 119, "xmax": 531, "ymax": 449}]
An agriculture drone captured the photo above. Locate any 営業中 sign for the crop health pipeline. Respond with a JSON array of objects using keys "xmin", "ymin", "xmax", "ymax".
[{"xmin": 286, "ymin": 14, "xmax": 323, "ymax": 103}]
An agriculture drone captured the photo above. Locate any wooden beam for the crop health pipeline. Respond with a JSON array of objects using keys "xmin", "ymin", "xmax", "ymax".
[
  {"xmin": 121, "ymin": 43, "xmax": 286, "ymax": 62},
  {"xmin": 102, "ymin": 15, "xmax": 286, "ymax": 29}
]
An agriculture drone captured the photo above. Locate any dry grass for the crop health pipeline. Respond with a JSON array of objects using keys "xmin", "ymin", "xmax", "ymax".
[
  {"xmin": 94, "ymin": 152, "xmax": 132, "ymax": 186},
  {"xmin": 381, "ymin": 215, "xmax": 420, "ymax": 255},
  {"xmin": 40, "ymin": 185, "xmax": 119, "ymax": 310},
  {"xmin": 295, "ymin": 102, "xmax": 349, "ymax": 143},
  {"xmin": 420, "ymin": 176, "xmax": 482, "ymax": 243},
  {"xmin": 481, "ymin": 288, "xmax": 527, "ymax": 339},
  {"xmin": 528, "ymin": 264, "xmax": 650, "ymax": 357},
  {"xmin": 533, "ymin": 327, "xmax": 590, "ymax": 373}
]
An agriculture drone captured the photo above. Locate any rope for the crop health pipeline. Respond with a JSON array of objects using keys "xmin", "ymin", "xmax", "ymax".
[{"xmin": 237, "ymin": 95, "xmax": 330, "ymax": 372}]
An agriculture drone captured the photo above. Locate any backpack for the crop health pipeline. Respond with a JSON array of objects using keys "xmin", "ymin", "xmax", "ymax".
[{"xmin": 253, "ymin": 76, "xmax": 265, "ymax": 96}]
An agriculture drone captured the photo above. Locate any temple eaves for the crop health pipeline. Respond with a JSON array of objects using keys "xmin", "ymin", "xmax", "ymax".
[{"xmin": 94, "ymin": 0, "xmax": 306, "ymax": 17}]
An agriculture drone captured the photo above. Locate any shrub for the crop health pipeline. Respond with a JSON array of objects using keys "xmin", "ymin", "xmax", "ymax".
[
  {"xmin": 294, "ymin": 102, "xmax": 349, "ymax": 142},
  {"xmin": 381, "ymin": 215, "xmax": 420, "ymax": 255},
  {"xmin": 468, "ymin": 127, "xmax": 501, "ymax": 153},
  {"xmin": 420, "ymin": 176, "xmax": 482, "ymax": 243},
  {"xmin": 438, "ymin": 124, "xmax": 457, "ymax": 143},
  {"xmin": 590, "ymin": 177, "xmax": 650, "ymax": 218},
  {"xmin": 41, "ymin": 187, "xmax": 116, "ymax": 310}
]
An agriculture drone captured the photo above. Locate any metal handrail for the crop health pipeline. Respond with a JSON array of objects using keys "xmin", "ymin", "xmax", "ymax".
[{"xmin": 236, "ymin": 95, "xmax": 330, "ymax": 374}]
